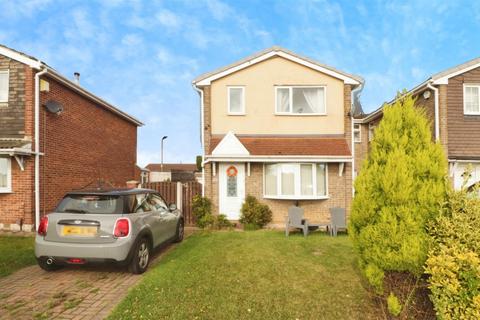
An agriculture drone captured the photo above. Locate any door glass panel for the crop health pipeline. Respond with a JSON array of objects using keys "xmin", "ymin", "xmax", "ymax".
[
  {"xmin": 227, "ymin": 175, "xmax": 237, "ymax": 197},
  {"xmin": 316, "ymin": 164, "xmax": 327, "ymax": 196},
  {"xmin": 150, "ymin": 194, "xmax": 169, "ymax": 213}
]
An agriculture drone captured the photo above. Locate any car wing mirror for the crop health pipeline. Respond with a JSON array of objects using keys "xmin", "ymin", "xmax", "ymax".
[{"xmin": 169, "ymin": 203, "xmax": 177, "ymax": 211}]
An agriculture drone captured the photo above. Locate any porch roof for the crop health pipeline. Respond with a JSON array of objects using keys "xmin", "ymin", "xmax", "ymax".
[{"xmin": 209, "ymin": 136, "xmax": 352, "ymax": 157}]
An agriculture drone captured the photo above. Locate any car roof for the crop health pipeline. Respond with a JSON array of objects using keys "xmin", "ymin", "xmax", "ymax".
[{"xmin": 65, "ymin": 188, "xmax": 157, "ymax": 196}]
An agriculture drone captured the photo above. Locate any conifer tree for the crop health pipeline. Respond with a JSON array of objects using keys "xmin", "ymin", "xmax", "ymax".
[{"xmin": 350, "ymin": 94, "xmax": 448, "ymax": 292}]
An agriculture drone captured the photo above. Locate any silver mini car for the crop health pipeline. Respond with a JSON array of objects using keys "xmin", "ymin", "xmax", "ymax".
[{"xmin": 35, "ymin": 188, "xmax": 184, "ymax": 274}]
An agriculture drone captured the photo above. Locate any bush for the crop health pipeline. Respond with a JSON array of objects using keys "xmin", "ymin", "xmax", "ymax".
[
  {"xmin": 387, "ymin": 292, "xmax": 402, "ymax": 316},
  {"xmin": 192, "ymin": 195, "xmax": 213, "ymax": 229},
  {"xmin": 240, "ymin": 195, "xmax": 272, "ymax": 229},
  {"xmin": 215, "ymin": 214, "xmax": 233, "ymax": 229},
  {"xmin": 350, "ymin": 94, "xmax": 447, "ymax": 294},
  {"xmin": 425, "ymin": 186, "xmax": 480, "ymax": 319}
]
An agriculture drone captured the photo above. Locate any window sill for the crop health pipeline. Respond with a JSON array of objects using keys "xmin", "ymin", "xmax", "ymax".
[
  {"xmin": 263, "ymin": 195, "xmax": 329, "ymax": 200},
  {"xmin": 0, "ymin": 190, "xmax": 12, "ymax": 194},
  {"xmin": 227, "ymin": 112, "xmax": 246, "ymax": 116},
  {"xmin": 464, "ymin": 112, "xmax": 480, "ymax": 116}
]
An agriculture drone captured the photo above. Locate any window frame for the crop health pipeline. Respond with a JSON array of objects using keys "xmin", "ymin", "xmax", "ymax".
[
  {"xmin": 0, "ymin": 70, "xmax": 10, "ymax": 103},
  {"xmin": 463, "ymin": 84, "xmax": 480, "ymax": 115},
  {"xmin": 274, "ymin": 85, "xmax": 327, "ymax": 116},
  {"xmin": 353, "ymin": 123, "xmax": 361, "ymax": 143},
  {"xmin": 0, "ymin": 157, "xmax": 12, "ymax": 193},
  {"xmin": 227, "ymin": 86, "xmax": 245, "ymax": 115},
  {"xmin": 263, "ymin": 163, "xmax": 329, "ymax": 200}
]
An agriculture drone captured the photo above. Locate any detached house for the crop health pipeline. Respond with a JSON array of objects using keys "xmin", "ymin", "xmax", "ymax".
[
  {"xmin": 355, "ymin": 57, "xmax": 480, "ymax": 192},
  {"xmin": 0, "ymin": 44, "xmax": 143, "ymax": 231},
  {"xmin": 193, "ymin": 47, "xmax": 364, "ymax": 224}
]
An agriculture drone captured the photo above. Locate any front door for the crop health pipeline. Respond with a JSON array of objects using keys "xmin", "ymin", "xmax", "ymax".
[{"xmin": 219, "ymin": 163, "xmax": 245, "ymax": 220}]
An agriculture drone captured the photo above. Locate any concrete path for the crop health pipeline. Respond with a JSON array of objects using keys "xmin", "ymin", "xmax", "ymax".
[{"xmin": 0, "ymin": 228, "xmax": 196, "ymax": 320}]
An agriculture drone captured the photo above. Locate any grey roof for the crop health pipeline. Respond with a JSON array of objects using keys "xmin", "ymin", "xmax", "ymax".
[
  {"xmin": 431, "ymin": 56, "xmax": 480, "ymax": 81},
  {"xmin": 192, "ymin": 46, "xmax": 364, "ymax": 84},
  {"xmin": 0, "ymin": 139, "xmax": 31, "ymax": 149}
]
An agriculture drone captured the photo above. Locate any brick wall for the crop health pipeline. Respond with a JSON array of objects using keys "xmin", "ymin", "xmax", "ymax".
[{"xmin": 39, "ymin": 75, "xmax": 138, "ymax": 214}]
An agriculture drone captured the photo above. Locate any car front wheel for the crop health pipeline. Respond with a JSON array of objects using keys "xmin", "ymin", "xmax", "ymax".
[
  {"xmin": 174, "ymin": 220, "xmax": 184, "ymax": 243},
  {"xmin": 129, "ymin": 238, "xmax": 150, "ymax": 274}
]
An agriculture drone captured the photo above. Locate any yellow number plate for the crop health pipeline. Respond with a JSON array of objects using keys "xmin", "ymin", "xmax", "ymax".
[{"xmin": 62, "ymin": 226, "xmax": 97, "ymax": 236}]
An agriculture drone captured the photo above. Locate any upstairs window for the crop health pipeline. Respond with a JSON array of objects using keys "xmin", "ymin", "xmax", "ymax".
[
  {"xmin": 0, "ymin": 70, "xmax": 9, "ymax": 103},
  {"xmin": 353, "ymin": 124, "xmax": 361, "ymax": 142},
  {"xmin": 276, "ymin": 86, "xmax": 326, "ymax": 115},
  {"xmin": 228, "ymin": 86, "xmax": 245, "ymax": 114},
  {"xmin": 464, "ymin": 85, "xmax": 480, "ymax": 115}
]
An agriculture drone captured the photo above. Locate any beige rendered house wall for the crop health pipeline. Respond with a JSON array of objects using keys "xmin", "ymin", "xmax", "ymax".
[{"xmin": 210, "ymin": 56, "xmax": 345, "ymax": 135}]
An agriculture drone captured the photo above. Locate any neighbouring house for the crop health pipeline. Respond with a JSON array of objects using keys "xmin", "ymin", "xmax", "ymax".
[
  {"xmin": 146, "ymin": 163, "xmax": 199, "ymax": 183},
  {"xmin": 135, "ymin": 165, "xmax": 150, "ymax": 185},
  {"xmin": 0, "ymin": 44, "xmax": 143, "ymax": 231},
  {"xmin": 192, "ymin": 46, "xmax": 364, "ymax": 225},
  {"xmin": 355, "ymin": 56, "xmax": 480, "ymax": 192}
]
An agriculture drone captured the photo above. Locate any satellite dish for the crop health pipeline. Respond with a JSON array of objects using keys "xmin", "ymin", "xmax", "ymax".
[{"xmin": 44, "ymin": 100, "xmax": 64, "ymax": 115}]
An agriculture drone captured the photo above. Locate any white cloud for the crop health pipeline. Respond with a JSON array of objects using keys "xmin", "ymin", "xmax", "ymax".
[
  {"xmin": 121, "ymin": 33, "xmax": 143, "ymax": 46},
  {"xmin": 156, "ymin": 9, "xmax": 181, "ymax": 29},
  {"xmin": 205, "ymin": 0, "xmax": 232, "ymax": 21}
]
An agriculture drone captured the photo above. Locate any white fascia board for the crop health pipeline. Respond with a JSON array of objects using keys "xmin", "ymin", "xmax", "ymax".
[
  {"xmin": 195, "ymin": 50, "xmax": 360, "ymax": 86},
  {"xmin": 205, "ymin": 155, "xmax": 352, "ymax": 163},
  {"xmin": 0, "ymin": 46, "xmax": 42, "ymax": 69}
]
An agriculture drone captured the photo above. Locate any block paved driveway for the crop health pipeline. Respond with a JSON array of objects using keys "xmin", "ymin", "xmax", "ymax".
[{"xmin": 0, "ymin": 229, "xmax": 195, "ymax": 320}]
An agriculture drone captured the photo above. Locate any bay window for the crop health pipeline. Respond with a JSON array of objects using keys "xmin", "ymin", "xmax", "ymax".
[
  {"xmin": 276, "ymin": 86, "xmax": 326, "ymax": 115},
  {"xmin": 264, "ymin": 163, "xmax": 328, "ymax": 199},
  {"xmin": 0, "ymin": 157, "xmax": 12, "ymax": 193},
  {"xmin": 464, "ymin": 85, "xmax": 480, "ymax": 115}
]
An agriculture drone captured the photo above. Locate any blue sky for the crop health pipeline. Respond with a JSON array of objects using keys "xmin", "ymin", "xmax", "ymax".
[{"xmin": 1, "ymin": 0, "xmax": 479, "ymax": 166}]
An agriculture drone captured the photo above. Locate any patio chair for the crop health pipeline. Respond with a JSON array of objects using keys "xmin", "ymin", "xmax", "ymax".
[
  {"xmin": 328, "ymin": 207, "xmax": 347, "ymax": 236},
  {"xmin": 285, "ymin": 206, "xmax": 320, "ymax": 237}
]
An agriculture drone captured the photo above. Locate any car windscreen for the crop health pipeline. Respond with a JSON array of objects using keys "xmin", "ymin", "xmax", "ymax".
[{"xmin": 55, "ymin": 195, "xmax": 122, "ymax": 214}]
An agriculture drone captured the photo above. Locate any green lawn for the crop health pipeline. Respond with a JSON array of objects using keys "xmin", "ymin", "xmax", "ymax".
[
  {"xmin": 110, "ymin": 231, "xmax": 379, "ymax": 320},
  {"xmin": 0, "ymin": 235, "xmax": 35, "ymax": 277}
]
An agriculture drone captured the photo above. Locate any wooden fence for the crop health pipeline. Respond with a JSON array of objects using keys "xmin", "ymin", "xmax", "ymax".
[{"xmin": 143, "ymin": 181, "xmax": 202, "ymax": 226}]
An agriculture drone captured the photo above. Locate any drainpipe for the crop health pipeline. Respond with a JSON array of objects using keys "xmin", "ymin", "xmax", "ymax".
[
  {"xmin": 192, "ymin": 84, "xmax": 205, "ymax": 197},
  {"xmin": 427, "ymin": 82, "xmax": 440, "ymax": 141},
  {"xmin": 34, "ymin": 68, "xmax": 48, "ymax": 231},
  {"xmin": 350, "ymin": 81, "xmax": 364, "ymax": 195}
]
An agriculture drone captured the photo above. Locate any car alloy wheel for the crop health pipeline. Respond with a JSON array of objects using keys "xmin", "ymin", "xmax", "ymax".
[{"xmin": 138, "ymin": 242, "xmax": 149, "ymax": 269}]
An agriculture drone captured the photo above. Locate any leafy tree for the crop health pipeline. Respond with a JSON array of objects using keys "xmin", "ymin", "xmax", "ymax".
[
  {"xmin": 350, "ymin": 94, "xmax": 448, "ymax": 293},
  {"xmin": 196, "ymin": 155, "xmax": 202, "ymax": 172}
]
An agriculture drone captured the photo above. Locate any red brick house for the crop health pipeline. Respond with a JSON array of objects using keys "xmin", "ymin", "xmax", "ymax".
[
  {"xmin": 0, "ymin": 44, "xmax": 143, "ymax": 231},
  {"xmin": 354, "ymin": 57, "xmax": 480, "ymax": 192}
]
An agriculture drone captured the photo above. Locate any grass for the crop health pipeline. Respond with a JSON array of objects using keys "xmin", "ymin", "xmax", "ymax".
[
  {"xmin": 0, "ymin": 235, "xmax": 35, "ymax": 277},
  {"xmin": 109, "ymin": 230, "xmax": 379, "ymax": 320}
]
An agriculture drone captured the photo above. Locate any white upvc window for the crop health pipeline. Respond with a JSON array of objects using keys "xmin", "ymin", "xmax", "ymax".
[
  {"xmin": 0, "ymin": 157, "xmax": 12, "ymax": 193},
  {"xmin": 227, "ymin": 86, "xmax": 245, "ymax": 115},
  {"xmin": 464, "ymin": 84, "xmax": 480, "ymax": 115},
  {"xmin": 264, "ymin": 163, "xmax": 328, "ymax": 199},
  {"xmin": 0, "ymin": 70, "xmax": 9, "ymax": 103},
  {"xmin": 275, "ymin": 86, "xmax": 326, "ymax": 115},
  {"xmin": 354, "ymin": 124, "xmax": 361, "ymax": 143}
]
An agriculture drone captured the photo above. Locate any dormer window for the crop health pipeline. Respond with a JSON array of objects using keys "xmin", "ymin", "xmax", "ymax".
[
  {"xmin": 464, "ymin": 85, "xmax": 480, "ymax": 115},
  {"xmin": 227, "ymin": 86, "xmax": 245, "ymax": 115},
  {"xmin": 276, "ymin": 86, "xmax": 326, "ymax": 115},
  {"xmin": 0, "ymin": 70, "xmax": 9, "ymax": 103}
]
